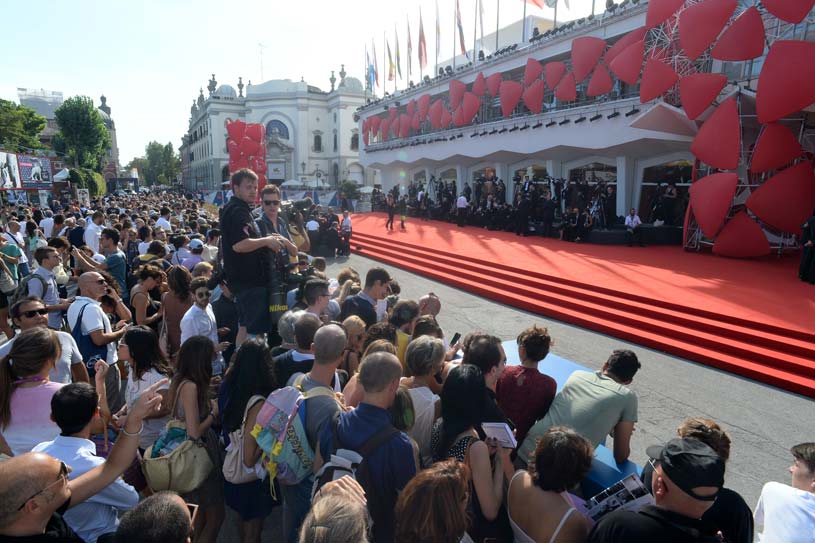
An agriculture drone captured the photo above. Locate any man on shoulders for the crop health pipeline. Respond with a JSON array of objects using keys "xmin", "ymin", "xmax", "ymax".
[
  {"xmin": 588, "ymin": 438, "xmax": 725, "ymax": 543},
  {"xmin": 519, "ymin": 349, "xmax": 640, "ymax": 466},
  {"xmin": 754, "ymin": 442, "xmax": 815, "ymax": 542},
  {"xmin": 32, "ymin": 383, "xmax": 138, "ymax": 543},
  {"xmin": 340, "ymin": 267, "xmax": 391, "ymax": 328},
  {"xmin": 318, "ymin": 352, "xmax": 417, "ymax": 543}
]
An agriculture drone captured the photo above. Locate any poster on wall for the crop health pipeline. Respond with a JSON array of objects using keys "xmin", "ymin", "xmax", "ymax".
[
  {"xmin": 0, "ymin": 151, "xmax": 21, "ymax": 189},
  {"xmin": 8, "ymin": 190, "xmax": 27, "ymax": 205},
  {"xmin": 17, "ymin": 154, "xmax": 52, "ymax": 188},
  {"xmin": 76, "ymin": 188, "xmax": 90, "ymax": 207},
  {"xmin": 38, "ymin": 190, "xmax": 51, "ymax": 206}
]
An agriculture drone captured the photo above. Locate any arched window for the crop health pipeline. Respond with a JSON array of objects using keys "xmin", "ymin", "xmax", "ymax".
[
  {"xmin": 265, "ymin": 120, "xmax": 290, "ymax": 140},
  {"xmin": 333, "ymin": 131, "xmax": 338, "ymax": 152},
  {"xmin": 333, "ymin": 162, "xmax": 340, "ymax": 183},
  {"xmin": 313, "ymin": 134, "xmax": 322, "ymax": 152},
  {"xmin": 350, "ymin": 133, "xmax": 359, "ymax": 151}
]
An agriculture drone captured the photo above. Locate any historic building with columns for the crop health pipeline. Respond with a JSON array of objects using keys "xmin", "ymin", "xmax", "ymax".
[{"xmin": 180, "ymin": 68, "xmax": 373, "ymax": 191}]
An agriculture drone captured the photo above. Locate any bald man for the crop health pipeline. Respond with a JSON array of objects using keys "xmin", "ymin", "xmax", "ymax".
[
  {"xmin": 418, "ymin": 293, "xmax": 441, "ymax": 317},
  {"xmin": 0, "ymin": 379, "xmax": 166, "ymax": 540}
]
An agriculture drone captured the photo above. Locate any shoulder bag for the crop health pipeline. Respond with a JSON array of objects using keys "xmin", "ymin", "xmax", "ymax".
[
  {"xmin": 142, "ymin": 380, "xmax": 214, "ymax": 493},
  {"xmin": 223, "ymin": 394, "xmax": 266, "ymax": 484}
]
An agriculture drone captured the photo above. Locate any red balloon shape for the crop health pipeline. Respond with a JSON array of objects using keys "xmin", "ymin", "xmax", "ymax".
[
  {"xmin": 646, "ymin": 0, "xmax": 686, "ymax": 28},
  {"xmin": 711, "ymin": 7, "xmax": 766, "ymax": 61},
  {"xmin": 418, "ymin": 95, "xmax": 431, "ymax": 121},
  {"xmin": 524, "ymin": 58, "xmax": 543, "ymax": 87},
  {"xmin": 679, "ymin": 73, "xmax": 727, "ymax": 120},
  {"xmin": 756, "ymin": 40, "xmax": 815, "ymax": 124},
  {"xmin": 239, "ymin": 136, "xmax": 260, "ymax": 158},
  {"xmin": 571, "ymin": 37, "xmax": 606, "ymax": 82},
  {"xmin": 522, "ymin": 80, "xmax": 545, "ymax": 114},
  {"xmin": 368, "ymin": 116, "xmax": 382, "ymax": 133},
  {"xmin": 543, "ymin": 62, "xmax": 567, "ymax": 89},
  {"xmin": 226, "ymin": 119, "xmax": 246, "ymax": 142},
  {"xmin": 587, "ymin": 64, "xmax": 614, "ymax": 97},
  {"xmin": 440, "ymin": 108, "xmax": 452, "ymax": 128},
  {"xmin": 487, "ymin": 73, "xmax": 503, "ymax": 96},
  {"xmin": 428, "ymin": 100, "xmax": 444, "ymax": 128},
  {"xmin": 232, "ymin": 156, "xmax": 250, "ymax": 171},
  {"xmin": 380, "ymin": 117, "xmax": 392, "ymax": 139},
  {"xmin": 762, "ymin": 0, "xmax": 815, "ymax": 24},
  {"xmin": 604, "ymin": 27, "xmax": 647, "ymax": 64},
  {"xmin": 461, "ymin": 92, "xmax": 481, "ymax": 124},
  {"xmin": 472, "ymin": 72, "xmax": 487, "ymax": 96},
  {"xmin": 679, "ymin": 0, "xmax": 737, "ymax": 61},
  {"xmin": 713, "ymin": 212, "xmax": 770, "ymax": 258},
  {"xmin": 453, "ymin": 107, "xmax": 466, "ymax": 127},
  {"xmin": 608, "ymin": 40, "xmax": 645, "ymax": 85},
  {"xmin": 555, "ymin": 72, "xmax": 577, "ymax": 102},
  {"xmin": 750, "ymin": 123, "xmax": 804, "ymax": 173},
  {"xmin": 449, "ymin": 80, "xmax": 466, "ymax": 110},
  {"xmin": 399, "ymin": 114, "xmax": 411, "ymax": 138},
  {"xmin": 500, "ymin": 80, "xmax": 523, "ymax": 117},
  {"xmin": 746, "ymin": 161, "xmax": 815, "ymax": 234},
  {"xmin": 689, "ymin": 172, "xmax": 738, "ymax": 238},
  {"xmin": 691, "ymin": 97, "xmax": 741, "ymax": 170},
  {"xmin": 227, "ymin": 140, "xmax": 241, "ymax": 162},
  {"xmin": 640, "ymin": 58, "xmax": 679, "ymax": 103},
  {"xmin": 245, "ymin": 123, "xmax": 263, "ymax": 143},
  {"xmin": 407, "ymin": 99, "xmax": 416, "ymax": 116}
]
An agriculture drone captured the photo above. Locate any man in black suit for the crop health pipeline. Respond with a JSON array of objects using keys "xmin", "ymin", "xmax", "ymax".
[{"xmin": 340, "ymin": 267, "xmax": 392, "ymax": 328}]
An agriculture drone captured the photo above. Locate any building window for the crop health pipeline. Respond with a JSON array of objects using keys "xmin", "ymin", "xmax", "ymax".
[
  {"xmin": 333, "ymin": 162, "xmax": 340, "ymax": 184},
  {"xmin": 333, "ymin": 131, "xmax": 338, "ymax": 152},
  {"xmin": 350, "ymin": 133, "xmax": 359, "ymax": 151},
  {"xmin": 314, "ymin": 134, "xmax": 322, "ymax": 152}
]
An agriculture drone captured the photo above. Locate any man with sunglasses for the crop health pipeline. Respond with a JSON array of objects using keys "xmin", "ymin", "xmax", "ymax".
[
  {"xmin": 0, "ymin": 378, "xmax": 166, "ymax": 542},
  {"xmin": 0, "ymin": 297, "xmax": 88, "ymax": 384},
  {"xmin": 180, "ymin": 277, "xmax": 230, "ymax": 376}
]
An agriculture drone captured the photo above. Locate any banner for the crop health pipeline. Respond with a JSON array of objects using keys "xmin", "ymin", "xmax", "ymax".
[
  {"xmin": 17, "ymin": 154, "xmax": 52, "ymax": 188},
  {"xmin": 76, "ymin": 188, "xmax": 90, "ymax": 207},
  {"xmin": 8, "ymin": 190, "xmax": 27, "ymax": 204},
  {"xmin": 0, "ymin": 151, "xmax": 21, "ymax": 189}
]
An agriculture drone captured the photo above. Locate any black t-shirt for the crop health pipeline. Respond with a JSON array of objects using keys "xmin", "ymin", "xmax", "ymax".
[
  {"xmin": 0, "ymin": 500, "xmax": 84, "ymax": 543},
  {"xmin": 588, "ymin": 506, "xmax": 721, "ymax": 543},
  {"xmin": 220, "ymin": 196, "xmax": 269, "ymax": 289},
  {"xmin": 340, "ymin": 294, "xmax": 377, "ymax": 328}
]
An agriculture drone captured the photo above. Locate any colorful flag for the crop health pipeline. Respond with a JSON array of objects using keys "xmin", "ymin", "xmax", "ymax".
[
  {"xmin": 387, "ymin": 39, "xmax": 395, "ymax": 81},
  {"xmin": 435, "ymin": 0, "xmax": 441, "ymax": 64},
  {"xmin": 419, "ymin": 7, "xmax": 428, "ymax": 70},
  {"xmin": 456, "ymin": 0, "xmax": 469, "ymax": 59},
  {"xmin": 366, "ymin": 46, "xmax": 376, "ymax": 89},
  {"xmin": 395, "ymin": 26, "xmax": 402, "ymax": 78},
  {"xmin": 407, "ymin": 15, "xmax": 413, "ymax": 77},
  {"xmin": 372, "ymin": 39, "xmax": 379, "ymax": 87}
]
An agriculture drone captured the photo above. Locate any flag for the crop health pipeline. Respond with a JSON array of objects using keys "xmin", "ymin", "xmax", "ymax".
[
  {"xmin": 366, "ymin": 46, "xmax": 376, "ymax": 89},
  {"xmin": 418, "ymin": 7, "xmax": 428, "ymax": 69},
  {"xmin": 372, "ymin": 39, "xmax": 379, "ymax": 87},
  {"xmin": 525, "ymin": 0, "xmax": 546, "ymax": 7},
  {"xmin": 456, "ymin": 0, "xmax": 468, "ymax": 59},
  {"xmin": 435, "ymin": 0, "xmax": 441, "ymax": 63},
  {"xmin": 395, "ymin": 26, "xmax": 402, "ymax": 78},
  {"xmin": 407, "ymin": 15, "xmax": 413, "ymax": 77},
  {"xmin": 387, "ymin": 39, "xmax": 395, "ymax": 81}
]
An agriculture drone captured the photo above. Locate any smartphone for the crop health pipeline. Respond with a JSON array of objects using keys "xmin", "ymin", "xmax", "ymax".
[{"xmin": 450, "ymin": 332, "xmax": 461, "ymax": 345}]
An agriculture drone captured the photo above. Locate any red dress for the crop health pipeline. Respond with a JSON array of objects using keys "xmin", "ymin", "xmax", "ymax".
[{"xmin": 496, "ymin": 365, "xmax": 557, "ymax": 447}]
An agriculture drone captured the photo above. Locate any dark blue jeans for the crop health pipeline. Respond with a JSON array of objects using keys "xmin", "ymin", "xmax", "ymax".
[{"xmin": 280, "ymin": 476, "xmax": 314, "ymax": 543}]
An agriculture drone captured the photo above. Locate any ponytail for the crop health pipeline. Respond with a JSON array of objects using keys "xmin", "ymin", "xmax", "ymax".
[{"xmin": 0, "ymin": 355, "xmax": 13, "ymax": 429}]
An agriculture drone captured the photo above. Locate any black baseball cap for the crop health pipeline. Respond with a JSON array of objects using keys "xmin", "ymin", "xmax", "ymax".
[{"xmin": 646, "ymin": 438, "xmax": 724, "ymax": 501}]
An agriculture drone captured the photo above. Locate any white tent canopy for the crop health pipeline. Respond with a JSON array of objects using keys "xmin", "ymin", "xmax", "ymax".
[
  {"xmin": 53, "ymin": 168, "xmax": 70, "ymax": 181},
  {"xmin": 358, "ymin": 186, "xmax": 375, "ymax": 193}
]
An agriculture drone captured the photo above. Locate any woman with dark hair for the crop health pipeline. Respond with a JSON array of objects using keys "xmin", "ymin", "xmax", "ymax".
[
  {"xmin": 218, "ymin": 338, "xmax": 279, "ymax": 543},
  {"xmin": 162, "ymin": 265, "xmax": 194, "ymax": 362},
  {"xmin": 129, "ymin": 265, "xmax": 164, "ymax": 332},
  {"xmin": 507, "ymin": 426, "xmax": 592, "ymax": 543},
  {"xmin": 115, "ymin": 325, "xmax": 172, "ymax": 450},
  {"xmin": 170, "ymin": 336, "xmax": 225, "ymax": 543},
  {"xmin": 431, "ymin": 364, "xmax": 511, "ymax": 543},
  {"xmin": 395, "ymin": 460, "xmax": 471, "ymax": 543}
]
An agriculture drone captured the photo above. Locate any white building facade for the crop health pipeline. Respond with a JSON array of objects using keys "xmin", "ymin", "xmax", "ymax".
[{"xmin": 181, "ymin": 68, "xmax": 373, "ymax": 191}]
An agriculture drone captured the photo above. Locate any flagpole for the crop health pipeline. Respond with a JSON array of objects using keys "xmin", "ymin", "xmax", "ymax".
[
  {"xmin": 522, "ymin": 0, "xmax": 527, "ymax": 42},
  {"xmin": 554, "ymin": 1, "xmax": 558, "ymax": 28},
  {"xmin": 591, "ymin": 0, "xmax": 596, "ymax": 16},
  {"xmin": 453, "ymin": 0, "xmax": 457, "ymax": 69},
  {"xmin": 394, "ymin": 24, "xmax": 398, "ymax": 94},
  {"xmin": 473, "ymin": 0, "xmax": 478, "ymax": 61},
  {"xmin": 496, "ymin": 0, "xmax": 500, "ymax": 51}
]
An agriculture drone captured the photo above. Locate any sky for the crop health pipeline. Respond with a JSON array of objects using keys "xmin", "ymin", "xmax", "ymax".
[{"xmin": 1, "ymin": 0, "xmax": 604, "ymax": 167}]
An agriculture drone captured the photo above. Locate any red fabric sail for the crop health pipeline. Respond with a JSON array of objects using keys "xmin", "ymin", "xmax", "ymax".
[
  {"xmin": 449, "ymin": 80, "xmax": 466, "ymax": 111},
  {"xmin": 571, "ymin": 37, "xmax": 606, "ymax": 82},
  {"xmin": 499, "ymin": 80, "xmax": 523, "ymax": 117},
  {"xmin": 587, "ymin": 64, "xmax": 614, "ymax": 97},
  {"xmin": 678, "ymin": 0, "xmax": 737, "ymax": 61},
  {"xmin": 690, "ymin": 97, "xmax": 741, "ymax": 170},
  {"xmin": 406, "ymin": 99, "xmax": 416, "ymax": 116},
  {"xmin": 472, "ymin": 72, "xmax": 487, "ymax": 97},
  {"xmin": 646, "ymin": 0, "xmax": 686, "ymax": 28},
  {"xmin": 746, "ymin": 161, "xmax": 815, "ymax": 234},
  {"xmin": 604, "ymin": 27, "xmax": 647, "ymax": 64},
  {"xmin": 756, "ymin": 40, "xmax": 815, "ymax": 124},
  {"xmin": 461, "ymin": 92, "xmax": 481, "ymax": 124},
  {"xmin": 522, "ymin": 80, "xmax": 545, "ymax": 114},
  {"xmin": 487, "ymin": 73, "xmax": 503, "ymax": 96},
  {"xmin": 710, "ymin": 7, "xmax": 766, "ymax": 61},
  {"xmin": 713, "ymin": 212, "xmax": 770, "ymax": 258},
  {"xmin": 440, "ymin": 107, "xmax": 452, "ymax": 128},
  {"xmin": 417, "ymin": 94, "xmax": 431, "ymax": 121},
  {"xmin": 750, "ymin": 123, "xmax": 804, "ymax": 173},
  {"xmin": 428, "ymin": 100, "xmax": 443, "ymax": 128},
  {"xmin": 608, "ymin": 40, "xmax": 645, "ymax": 85},
  {"xmin": 689, "ymin": 172, "xmax": 738, "ymax": 238},
  {"xmin": 640, "ymin": 58, "xmax": 679, "ymax": 103},
  {"xmin": 762, "ymin": 0, "xmax": 815, "ymax": 24},
  {"xmin": 678, "ymin": 73, "xmax": 727, "ymax": 120},
  {"xmin": 523, "ymin": 58, "xmax": 543, "ymax": 87},
  {"xmin": 543, "ymin": 62, "xmax": 567, "ymax": 89}
]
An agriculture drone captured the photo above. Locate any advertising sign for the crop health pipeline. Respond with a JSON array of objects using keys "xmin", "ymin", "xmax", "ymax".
[
  {"xmin": 0, "ymin": 151, "xmax": 21, "ymax": 189},
  {"xmin": 17, "ymin": 154, "xmax": 52, "ymax": 188},
  {"xmin": 77, "ymin": 188, "xmax": 91, "ymax": 207}
]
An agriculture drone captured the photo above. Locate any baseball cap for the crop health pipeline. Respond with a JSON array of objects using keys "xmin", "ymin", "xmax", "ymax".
[
  {"xmin": 646, "ymin": 438, "xmax": 724, "ymax": 501},
  {"xmin": 188, "ymin": 239, "xmax": 204, "ymax": 249}
]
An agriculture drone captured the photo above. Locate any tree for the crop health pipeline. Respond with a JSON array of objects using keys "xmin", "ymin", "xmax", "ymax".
[
  {"xmin": 0, "ymin": 99, "xmax": 46, "ymax": 151},
  {"xmin": 125, "ymin": 157, "xmax": 149, "ymax": 181},
  {"xmin": 142, "ymin": 141, "xmax": 180, "ymax": 185},
  {"xmin": 339, "ymin": 180, "xmax": 361, "ymax": 201},
  {"xmin": 54, "ymin": 96, "xmax": 110, "ymax": 171}
]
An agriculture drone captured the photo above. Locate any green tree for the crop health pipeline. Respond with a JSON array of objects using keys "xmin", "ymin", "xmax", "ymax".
[
  {"xmin": 54, "ymin": 96, "xmax": 110, "ymax": 171},
  {"xmin": 125, "ymin": 156, "xmax": 149, "ymax": 181},
  {"xmin": 339, "ymin": 180, "xmax": 360, "ymax": 201},
  {"xmin": 0, "ymin": 99, "xmax": 46, "ymax": 151},
  {"xmin": 143, "ymin": 141, "xmax": 180, "ymax": 185}
]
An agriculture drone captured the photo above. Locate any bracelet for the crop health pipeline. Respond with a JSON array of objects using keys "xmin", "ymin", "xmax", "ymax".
[{"xmin": 120, "ymin": 422, "xmax": 144, "ymax": 437}]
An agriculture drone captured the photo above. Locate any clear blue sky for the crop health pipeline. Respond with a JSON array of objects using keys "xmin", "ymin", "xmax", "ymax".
[{"xmin": 1, "ymin": 0, "xmax": 601, "ymax": 166}]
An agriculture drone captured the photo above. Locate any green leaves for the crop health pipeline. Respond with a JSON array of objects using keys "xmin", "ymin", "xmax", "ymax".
[
  {"xmin": 54, "ymin": 96, "xmax": 111, "ymax": 171},
  {"xmin": 0, "ymin": 99, "xmax": 46, "ymax": 151}
]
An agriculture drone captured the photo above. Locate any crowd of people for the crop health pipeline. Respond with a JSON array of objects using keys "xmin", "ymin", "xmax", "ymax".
[{"xmin": 0, "ymin": 168, "xmax": 811, "ymax": 543}]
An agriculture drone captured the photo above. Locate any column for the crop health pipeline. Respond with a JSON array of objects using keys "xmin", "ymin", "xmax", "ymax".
[{"xmin": 615, "ymin": 155, "xmax": 635, "ymax": 214}]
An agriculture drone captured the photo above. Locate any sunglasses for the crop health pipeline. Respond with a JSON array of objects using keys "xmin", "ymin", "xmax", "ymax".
[
  {"xmin": 263, "ymin": 200, "xmax": 281, "ymax": 206},
  {"xmin": 18, "ymin": 461, "xmax": 69, "ymax": 510},
  {"xmin": 21, "ymin": 308, "xmax": 48, "ymax": 318}
]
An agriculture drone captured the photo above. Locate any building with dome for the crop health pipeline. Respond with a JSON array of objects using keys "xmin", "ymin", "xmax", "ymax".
[{"xmin": 180, "ymin": 68, "xmax": 373, "ymax": 191}]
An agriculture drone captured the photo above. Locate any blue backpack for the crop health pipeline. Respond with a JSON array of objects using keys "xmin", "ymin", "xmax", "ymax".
[{"xmin": 70, "ymin": 303, "xmax": 108, "ymax": 378}]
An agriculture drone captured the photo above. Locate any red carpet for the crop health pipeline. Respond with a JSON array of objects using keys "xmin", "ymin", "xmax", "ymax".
[{"xmin": 350, "ymin": 213, "xmax": 815, "ymax": 397}]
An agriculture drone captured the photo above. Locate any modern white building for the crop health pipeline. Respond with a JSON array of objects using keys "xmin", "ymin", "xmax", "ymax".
[{"xmin": 180, "ymin": 68, "xmax": 373, "ymax": 191}]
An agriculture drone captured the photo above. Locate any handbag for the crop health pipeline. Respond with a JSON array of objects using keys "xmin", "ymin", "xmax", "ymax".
[
  {"xmin": 0, "ymin": 268, "xmax": 16, "ymax": 295},
  {"xmin": 158, "ymin": 294, "xmax": 170, "ymax": 356},
  {"xmin": 141, "ymin": 381, "xmax": 214, "ymax": 494},
  {"xmin": 223, "ymin": 394, "xmax": 266, "ymax": 484}
]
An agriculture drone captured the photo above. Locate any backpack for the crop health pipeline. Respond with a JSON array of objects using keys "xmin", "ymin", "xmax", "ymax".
[
  {"xmin": 70, "ymin": 302, "xmax": 109, "ymax": 379},
  {"xmin": 311, "ymin": 414, "xmax": 399, "ymax": 529},
  {"xmin": 9, "ymin": 273, "xmax": 48, "ymax": 307},
  {"xmin": 249, "ymin": 375, "xmax": 337, "ymax": 487}
]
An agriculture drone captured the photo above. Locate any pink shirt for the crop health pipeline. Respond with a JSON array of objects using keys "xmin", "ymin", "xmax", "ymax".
[{"xmin": 5, "ymin": 381, "xmax": 64, "ymax": 456}]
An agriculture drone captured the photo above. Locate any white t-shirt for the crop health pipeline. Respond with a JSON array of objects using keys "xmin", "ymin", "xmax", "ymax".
[
  {"xmin": 755, "ymin": 481, "xmax": 815, "ymax": 543},
  {"xmin": 156, "ymin": 217, "xmax": 172, "ymax": 231},
  {"xmin": 0, "ymin": 330, "xmax": 82, "ymax": 384},
  {"xmin": 180, "ymin": 304, "xmax": 224, "ymax": 375},
  {"xmin": 125, "ymin": 368, "xmax": 171, "ymax": 449},
  {"xmin": 457, "ymin": 195, "xmax": 468, "ymax": 209},
  {"xmin": 137, "ymin": 241, "xmax": 150, "ymax": 255},
  {"xmin": 66, "ymin": 297, "xmax": 117, "ymax": 365},
  {"xmin": 39, "ymin": 217, "xmax": 55, "ymax": 238},
  {"xmin": 84, "ymin": 222, "xmax": 102, "ymax": 254},
  {"xmin": 405, "ymin": 385, "xmax": 439, "ymax": 467}
]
